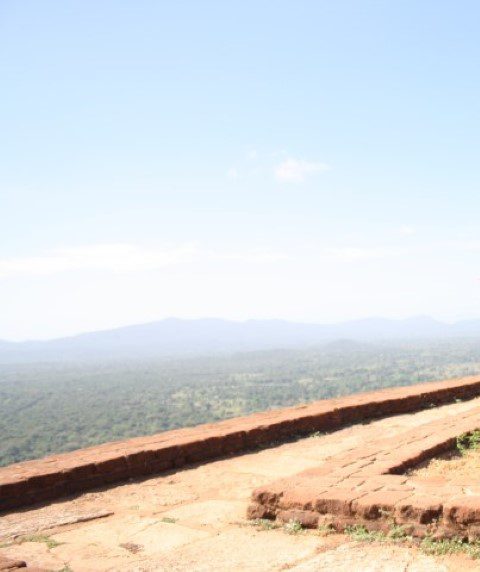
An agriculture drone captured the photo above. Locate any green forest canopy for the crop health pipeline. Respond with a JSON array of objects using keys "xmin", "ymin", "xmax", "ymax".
[{"xmin": 1, "ymin": 338, "xmax": 480, "ymax": 466}]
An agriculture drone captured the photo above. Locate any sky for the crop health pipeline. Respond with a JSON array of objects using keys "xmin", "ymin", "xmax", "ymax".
[{"xmin": 1, "ymin": 1, "xmax": 480, "ymax": 340}]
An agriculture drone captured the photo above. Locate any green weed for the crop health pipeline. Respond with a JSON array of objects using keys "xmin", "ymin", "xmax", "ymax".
[
  {"xmin": 387, "ymin": 524, "xmax": 411, "ymax": 541},
  {"xmin": 420, "ymin": 536, "xmax": 480, "ymax": 559},
  {"xmin": 346, "ymin": 523, "xmax": 480, "ymax": 561},
  {"xmin": 345, "ymin": 524, "xmax": 387, "ymax": 542},
  {"xmin": 250, "ymin": 518, "xmax": 280, "ymax": 530},
  {"xmin": 283, "ymin": 519, "xmax": 304, "ymax": 535},
  {"xmin": 317, "ymin": 523, "xmax": 335, "ymax": 536},
  {"xmin": 456, "ymin": 430, "xmax": 480, "ymax": 455}
]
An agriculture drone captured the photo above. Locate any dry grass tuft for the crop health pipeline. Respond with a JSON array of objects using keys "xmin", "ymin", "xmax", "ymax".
[{"xmin": 409, "ymin": 448, "xmax": 480, "ymax": 479}]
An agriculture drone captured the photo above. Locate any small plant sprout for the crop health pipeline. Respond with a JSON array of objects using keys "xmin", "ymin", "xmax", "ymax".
[
  {"xmin": 317, "ymin": 523, "xmax": 335, "ymax": 536},
  {"xmin": 456, "ymin": 430, "xmax": 480, "ymax": 455},
  {"xmin": 284, "ymin": 519, "xmax": 304, "ymax": 535},
  {"xmin": 345, "ymin": 524, "xmax": 386, "ymax": 543},
  {"xmin": 420, "ymin": 536, "xmax": 480, "ymax": 559},
  {"xmin": 250, "ymin": 518, "xmax": 280, "ymax": 530}
]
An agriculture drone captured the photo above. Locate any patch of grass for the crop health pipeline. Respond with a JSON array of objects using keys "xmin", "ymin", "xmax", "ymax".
[
  {"xmin": 346, "ymin": 523, "xmax": 411, "ymax": 543},
  {"xmin": 457, "ymin": 430, "xmax": 480, "ymax": 455},
  {"xmin": 345, "ymin": 524, "xmax": 387, "ymax": 543},
  {"xmin": 57, "ymin": 566, "xmax": 74, "ymax": 572},
  {"xmin": 420, "ymin": 536, "xmax": 480, "ymax": 559},
  {"xmin": 345, "ymin": 523, "xmax": 480, "ymax": 561},
  {"xmin": 309, "ymin": 431, "xmax": 325, "ymax": 438},
  {"xmin": 283, "ymin": 519, "xmax": 304, "ymax": 535},
  {"xmin": 250, "ymin": 518, "xmax": 280, "ymax": 530},
  {"xmin": 160, "ymin": 517, "xmax": 177, "ymax": 524},
  {"xmin": 20, "ymin": 534, "xmax": 63, "ymax": 549},
  {"xmin": 387, "ymin": 524, "xmax": 411, "ymax": 541},
  {"xmin": 317, "ymin": 523, "xmax": 335, "ymax": 536}
]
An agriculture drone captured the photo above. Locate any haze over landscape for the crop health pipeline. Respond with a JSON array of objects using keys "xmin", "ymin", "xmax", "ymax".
[
  {"xmin": 3, "ymin": 316, "xmax": 480, "ymax": 363},
  {"xmin": 2, "ymin": 1, "xmax": 480, "ymax": 472}
]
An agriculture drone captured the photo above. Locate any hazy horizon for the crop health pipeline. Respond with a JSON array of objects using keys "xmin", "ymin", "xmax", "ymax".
[
  {"xmin": 2, "ymin": 1, "xmax": 480, "ymax": 340},
  {"xmin": 0, "ymin": 314, "xmax": 458, "ymax": 343},
  {"xmin": 3, "ymin": 313, "xmax": 480, "ymax": 344},
  {"xmin": 4, "ymin": 312, "xmax": 480, "ymax": 344},
  {"xmin": 0, "ymin": 315, "xmax": 480, "ymax": 342}
]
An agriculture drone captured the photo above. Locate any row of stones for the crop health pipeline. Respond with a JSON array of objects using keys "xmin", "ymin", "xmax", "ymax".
[
  {"xmin": 248, "ymin": 405, "xmax": 480, "ymax": 540},
  {"xmin": 2, "ymin": 375, "xmax": 480, "ymax": 513}
]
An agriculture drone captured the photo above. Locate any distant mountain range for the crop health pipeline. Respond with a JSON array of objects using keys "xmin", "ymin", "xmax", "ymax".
[{"xmin": 1, "ymin": 316, "xmax": 480, "ymax": 363}]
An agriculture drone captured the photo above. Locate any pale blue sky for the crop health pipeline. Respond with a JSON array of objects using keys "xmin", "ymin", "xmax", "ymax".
[{"xmin": 1, "ymin": 1, "xmax": 480, "ymax": 340}]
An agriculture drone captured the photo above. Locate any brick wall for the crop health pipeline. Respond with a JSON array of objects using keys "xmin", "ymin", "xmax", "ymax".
[{"xmin": 1, "ymin": 375, "xmax": 480, "ymax": 513}]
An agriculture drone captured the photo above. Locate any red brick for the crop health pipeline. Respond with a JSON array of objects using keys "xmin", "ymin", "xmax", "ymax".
[
  {"xmin": 314, "ymin": 489, "xmax": 366, "ymax": 516},
  {"xmin": 277, "ymin": 509, "xmax": 319, "ymax": 528},
  {"xmin": 352, "ymin": 491, "xmax": 413, "ymax": 520},
  {"xmin": 444, "ymin": 496, "xmax": 480, "ymax": 525},
  {"xmin": 395, "ymin": 495, "xmax": 443, "ymax": 524},
  {"xmin": 246, "ymin": 503, "xmax": 274, "ymax": 520},
  {"xmin": 279, "ymin": 486, "xmax": 328, "ymax": 511}
]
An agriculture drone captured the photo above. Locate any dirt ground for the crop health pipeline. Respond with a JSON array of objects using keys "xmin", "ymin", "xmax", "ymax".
[{"xmin": 3, "ymin": 398, "xmax": 480, "ymax": 571}]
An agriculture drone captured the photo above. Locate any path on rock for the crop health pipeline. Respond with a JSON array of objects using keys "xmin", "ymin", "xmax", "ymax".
[{"xmin": 2, "ymin": 398, "xmax": 480, "ymax": 571}]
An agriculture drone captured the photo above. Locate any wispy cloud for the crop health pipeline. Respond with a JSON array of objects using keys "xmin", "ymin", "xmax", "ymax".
[
  {"xmin": 1, "ymin": 241, "xmax": 417, "ymax": 279},
  {"xmin": 399, "ymin": 225, "xmax": 415, "ymax": 236},
  {"xmin": 207, "ymin": 248, "xmax": 288, "ymax": 263},
  {"xmin": 322, "ymin": 246, "xmax": 406, "ymax": 261},
  {"xmin": 0, "ymin": 244, "xmax": 288, "ymax": 278},
  {"xmin": 226, "ymin": 167, "xmax": 238, "ymax": 179},
  {"xmin": 448, "ymin": 239, "xmax": 480, "ymax": 251},
  {"xmin": 0, "ymin": 244, "xmax": 198, "ymax": 277},
  {"xmin": 274, "ymin": 158, "xmax": 330, "ymax": 183}
]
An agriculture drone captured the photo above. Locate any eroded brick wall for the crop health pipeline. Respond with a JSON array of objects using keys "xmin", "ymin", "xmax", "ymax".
[{"xmin": 1, "ymin": 375, "xmax": 480, "ymax": 513}]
